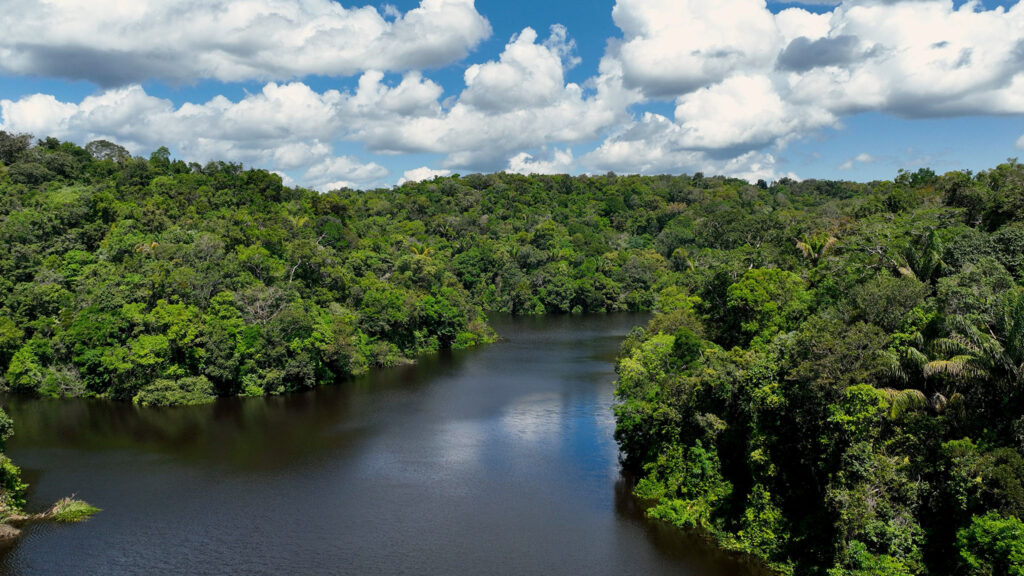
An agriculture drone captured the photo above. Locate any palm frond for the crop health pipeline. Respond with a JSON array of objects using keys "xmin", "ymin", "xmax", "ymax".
[
  {"xmin": 932, "ymin": 337, "xmax": 972, "ymax": 357},
  {"xmin": 897, "ymin": 266, "xmax": 917, "ymax": 279},
  {"xmin": 882, "ymin": 350, "xmax": 908, "ymax": 382},
  {"xmin": 904, "ymin": 347, "xmax": 929, "ymax": 369},
  {"xmin": 880, "ymin": 388, "xmax": 929, "ymax": 418},
  {"xmin": 796, "ymin": 241, "xmax": 813, "ymax": 259},
  {"xmin": 820, "ymin": 236, "xmax": 838, "ymax": 256},
  {"xmin": 923, "ymin": 356, "xmax": 984, "ymax": 380}
]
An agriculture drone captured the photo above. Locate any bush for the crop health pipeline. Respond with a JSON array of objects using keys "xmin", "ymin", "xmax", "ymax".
[
  {"xmin": 133, "ymin": 376, "xmax": 215, "ymax": 407},
  {"xmin": 957, "ymin": 513, "xmax": 1024, "ymax": 576},
  {"xmin": 48, "ymin": 497, "xmax": 100, "ymax": 523}
]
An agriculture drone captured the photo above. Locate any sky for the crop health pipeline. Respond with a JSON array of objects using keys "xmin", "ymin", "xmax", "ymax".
[{"xmin": 1, "ymin": 0, "xmax": 1023, "ymax": 190}]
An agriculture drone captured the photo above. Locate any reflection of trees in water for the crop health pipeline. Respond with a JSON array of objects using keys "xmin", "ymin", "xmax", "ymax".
[
  {"xmin": 613, "ymin": 473, "xmax": 773, "ymax": 576},
  {"xmin": 3, "ymin": 349, "xmax": 469, "ymax": 472}
]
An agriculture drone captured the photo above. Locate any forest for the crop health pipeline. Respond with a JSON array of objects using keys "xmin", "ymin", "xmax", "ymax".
[{"xmin": 1, "ymin": 130, "xmax": 1023, "ymax": 574}]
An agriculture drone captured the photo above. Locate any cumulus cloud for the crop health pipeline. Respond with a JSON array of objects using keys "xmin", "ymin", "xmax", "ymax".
[
  {"xmin": 397, "ymin": 167, "xmax": 452, "ymax": 185},
  {"xmin": 3, "ymin": 1, "xmax": 1023, "ymax": 187},
  {"xmin": 2, "ymin": 83, "xmax": 330, "ymax": 160},
  {"xmin": 461, "ymin": 27, "xmax": 571, "ymax": 112},
  {"xmin": 507, "ymin": 148, "xmax": 574, "ymax": 175},
  {"xmin": 611, "ymin": 0, "xmax": 1024, "ymax": 117},
  {"xmin": 1017, "ymin": 134, "xmax": 1024, "ymax": 149},
  {"xmin": 353, "ymin": 25, "xmax": 638, "ymax": 169},
  {"xmin": 777, "ymin": 35, "xmax": 870, "ymax": 72},
  {"xmin": 0, "ymin": 81, "xmax": 394, "ymax": 188},
  {"xmin": 580, "ymin": 0, "xmax": 1024, "ymax": 180},
  {"xmin": 303, "ymin": 156, "xmax": 388, "ymax": 191},
  {"xmin": 583, "ymin": 123, "xmax": 791, "ymax": 182},
  {"xmin": 788, "ymin": 1, "xmax": 1024, "ymax": 116},
  {"xmin": 0, "ymin": 26, "xmax": 619, "ymax": 184},
  {"xmin": 0, "ymin": 0, "xmax": 491, "ymax": 85},
  {"xmin": 672, "ymin": 74, "xmax": 836, "ymax": 150},
  {"xmin": 612, "ymin": 0, "xmax": 784, "ymax": 96},
  {"xmin": 838, "ymin": 152, "xmax": 877, "ymax": 171}
]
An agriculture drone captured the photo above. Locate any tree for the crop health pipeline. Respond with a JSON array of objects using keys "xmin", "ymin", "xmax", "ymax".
[
  {"xmin": 0, "ymin": 131, "xmax": 32, "ymax": 165},
  {"xmin": 85, "ymin": 140, "xmax": 130, "ymax": 163},
  {"xmin": 4, "ymin": 344, "xmax": 44, "ymax": 394},
  {"xmin": 957, "ymin": 513, "xmax": 1024, "ymax": 576},
  {"xmin": 726, "ymin": 268, "xmax": 812, "ymax": 345}
]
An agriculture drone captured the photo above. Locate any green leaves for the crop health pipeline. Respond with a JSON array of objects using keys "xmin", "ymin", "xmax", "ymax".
[
  {"xmin": 4, "ymin": 345, "xmax": 44, "ymax": 394},
  {"xmin": 957, "ymin": 513, "xmax": 1024, "ymax": 576},
  {"xmin": 133, "ymin": 376, "xmax": 215, "ymax": 407},
  {"xmin": 636, "ymin": 441, "xmax": 733, "ymax": 532},
  {"xmin": 726, "ymin": 268, "xmax": 811, "ymax": 346}
]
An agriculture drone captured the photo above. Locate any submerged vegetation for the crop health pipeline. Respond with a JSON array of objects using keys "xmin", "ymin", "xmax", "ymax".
[{"xmin": 2, "ymin": 130, "xmax": 1024, "ymax": 572}]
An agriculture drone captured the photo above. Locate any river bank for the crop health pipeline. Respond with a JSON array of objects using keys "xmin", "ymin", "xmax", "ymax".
[{"xmin": 0, "ymin": 314, "xmax": 766, "ymax": 576}]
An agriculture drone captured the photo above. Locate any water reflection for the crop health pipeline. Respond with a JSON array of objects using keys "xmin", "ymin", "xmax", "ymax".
[{"xmin": 0, "ymin": 314, "xmax": 768, "ymax": 576}]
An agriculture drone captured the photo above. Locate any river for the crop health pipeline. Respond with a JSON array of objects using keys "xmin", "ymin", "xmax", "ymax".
[{"xmin": 0, "ymin": 314, "xmax": 762, "ymax": 575}]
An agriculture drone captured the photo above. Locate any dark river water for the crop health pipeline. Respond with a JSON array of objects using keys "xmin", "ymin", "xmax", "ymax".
[{"xmin": 0, "ymin": 314, "xmax": 761, "ymax": 575}]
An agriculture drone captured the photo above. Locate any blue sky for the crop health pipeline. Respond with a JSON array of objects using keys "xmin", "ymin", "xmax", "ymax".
[{"xmin": 1, "ymin": 0, "xmax": 1022, "ymax": 188}]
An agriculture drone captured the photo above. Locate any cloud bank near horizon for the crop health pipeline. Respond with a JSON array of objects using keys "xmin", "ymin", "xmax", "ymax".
[{"xmin": 2, "ymin": 0, "xmax": 1023, "ymax": 189}]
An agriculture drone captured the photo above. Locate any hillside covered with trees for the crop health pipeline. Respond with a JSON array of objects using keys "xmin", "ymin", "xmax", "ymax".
[{"xmin": 2, "ymin": 131, "xmax": 1024, "ymax": 573}]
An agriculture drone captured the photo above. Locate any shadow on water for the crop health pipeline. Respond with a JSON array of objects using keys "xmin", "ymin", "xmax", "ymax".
[
  {"xmin": 0, "ymin": 313, "xmax": 770, "ymax": 576},
  {"xmin": 3, "ymin": 350, "xmax": 469, "ymax": 474},
  {"xmin": 613, "ymin": 473, "xmax": 777, "ymax": 576}
]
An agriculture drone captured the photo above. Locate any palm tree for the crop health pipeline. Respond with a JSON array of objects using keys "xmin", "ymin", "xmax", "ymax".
[
  {"xmin": 795, "ymin": 233, "xmax": 838, "ymax": 264},
  {"xmin": 881, "ymin": 330, "xmax": 972, "ymax": 418},
  {"xmin": 409, "ymin": 244, "xmax": 435, "ymax": 258},
  {"xmin": 883, "ymin": 290, "xmax": 1024, "ymax": 421},
  {"xmin": 898, "ymin": 230, "xmax": 944, "ymax": 283}
]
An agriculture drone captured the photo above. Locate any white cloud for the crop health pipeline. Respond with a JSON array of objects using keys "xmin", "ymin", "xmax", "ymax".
[
  {"xmin": 672, "ymin": 74, "xmax": 836, "ymax": 150},
  {"xmin": 272, "ymin": 142, "xmax": 332, "ymax": 172},
  {"xmin": 577, "ymin": 0, "xmax": 1024, "ymax": 180},
  {"xmin": 4, "ymin": 1, "xmax": 1024, "ymax": 187},
  {"xmin": 303, "ymin": 156, "xmax": 388, "ymax": 191},
  {"xmin": 582, "ymin": 112, "xmax": 791, "ymax": 182},
  {"xmin": 0, "ymin": 25, "xmax": 619, "ymax": 183},
  {"xmin": 610, "ymin": 0, "xmax": 1024, "ymax": 117},
  {"xmin": 838, "ymin": 152, "xmax": 878, "ymax": 171},
  {"xmin": 0, "ymin": 82, "xmax": 397, "ymax": 188},
  {"xmin": 0, "ymin": 0, "xmax": 491, "ymax": 85},
  {"xmin": 507, "ymin": 148, "xmax": 574, "ymax": 175},
  {"xmin": 0, "ymin": 93, "xmax": 79, "ymax": 138},
  {"xmin": 774, "ymin": 8, "xmax": 831, "ymax": 44},
  {"xmin": 461, "ymin": 27, "xmax": 570, "ymax": 112},
  {"xmin": 784, "ymin": 1, "xmax": 1024, "ymax": 116},
  {"xmin": 612, "ymin": 0, "xmax": 784, "ymax": 96},
  {"xmin": 353, "ymin": 26, "xmax": 637, "ymax": 169},
  {"xmin": 397, "ymin": 167, "xmax": 452, "ymax": 185}
]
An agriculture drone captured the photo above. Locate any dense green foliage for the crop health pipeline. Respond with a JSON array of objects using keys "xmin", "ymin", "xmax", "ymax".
[
  {"xmin": 612, "ymin": 161, "xmax": 1024, "ymax": 574},
  {"xmin": 0, "ymin": 132, "xmax": 732, "ymax": 405},
  {"xmin": 3, "ymin": 131, "xmax": 768, "ymax": 405},
  {"xmin": 0, "ymin": 133, "xmax": 510, "ymax": 403},
  {"xmin": 0, "ymin": 407, "xmax": 26, "ymax": 522},
  {"xmin": 4, "ymin": 131, "xmax": 1024, "ymax": 572}
]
